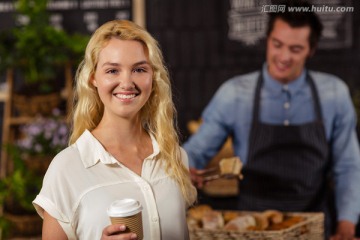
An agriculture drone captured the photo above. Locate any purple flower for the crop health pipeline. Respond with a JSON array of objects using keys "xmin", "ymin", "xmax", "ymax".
[
  {"xmin": 52, "ymin": 108, "xmax": 61, "ymax": 117},
  {"xmin": 24, "ymin": 124, "xmax": 42, "ymax": 136},
  {"xmin": 16, "ymin": 109, "xmax": 69, "ymax": 156},
  {"xmin": 34, "ymin": 143, "xmax": 43, "ymax": 153}
]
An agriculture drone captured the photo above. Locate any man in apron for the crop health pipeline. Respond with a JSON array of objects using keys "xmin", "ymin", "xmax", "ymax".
[{"xmin": 184, "ymin": 1, "xmax": 360, "ymax": 239}]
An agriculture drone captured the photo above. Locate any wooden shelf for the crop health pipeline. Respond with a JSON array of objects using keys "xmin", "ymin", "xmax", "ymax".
[
  {"xmin": 0, "ymin": 64, "xmax": 73, "ymax": 178},
  {"xmin": 8, "ymin": 116, "xmax": 38, "ymax": 125}
]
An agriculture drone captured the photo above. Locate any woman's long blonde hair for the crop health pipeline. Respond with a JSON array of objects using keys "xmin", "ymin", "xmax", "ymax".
[{"xmin": 69, "ymin": 20, "xmax": 196, "ymax": 206}]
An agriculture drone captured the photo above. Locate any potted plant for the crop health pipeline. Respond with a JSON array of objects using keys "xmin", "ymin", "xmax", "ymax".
[
  {"xmin": 0, "ymin": 152, "xmax": 41, "ymax": 214},
  {"xmin": 0, "ymin": 0, "xmax": 88, "ymax": 116},
  {"xmin": 0, "ymin": 108, "xmax": 69, "ymax": 238},
  {"xmin": 0, "ymin": 149, "xmax": 43, "ymax": 238}
]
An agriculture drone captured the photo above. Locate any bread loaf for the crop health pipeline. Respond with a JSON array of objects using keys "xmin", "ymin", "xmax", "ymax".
[
  {"xmin": 187, "ymin": 204, "xmax": 212, "ymax": 221},
  {"xmin": 253, "ymin": 213, "xmax": 269, "ymax": 230},
  {"xmin": 263, "ymin": 210, "xmax": 284, "ymax": 224},
  {"xmin": 219, "ymin": 157, "xmax": 243, "ymax": 179},
  {"xmin": 267, "ymin": 216, "xmax": 304, "ymax": 230},
  {"xmin": 223, "ymin": 211, "xmax": 239, "ymax": 223},
  {"xmin": 224, "ymin": 215, "xmax": 256, "ymax": 231},
  {"xmin": 201, "ymin": 211, "xmax": 224, "ymax": 230}
]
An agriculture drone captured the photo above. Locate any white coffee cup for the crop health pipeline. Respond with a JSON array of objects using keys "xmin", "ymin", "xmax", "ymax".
[{"xmin": 107, "ymin": 199, "xmax": 143, "ymax": 239}]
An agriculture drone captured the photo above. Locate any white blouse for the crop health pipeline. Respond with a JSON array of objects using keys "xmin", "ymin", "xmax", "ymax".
[{"xmin": 33, "ymin": 130, "xmax": 190, "ymax": 240}]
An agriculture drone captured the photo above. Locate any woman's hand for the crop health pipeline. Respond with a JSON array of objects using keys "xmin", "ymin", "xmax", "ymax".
[{"xmin": 101, "ymin": 224, "xmax": 138, "ymax": 240}]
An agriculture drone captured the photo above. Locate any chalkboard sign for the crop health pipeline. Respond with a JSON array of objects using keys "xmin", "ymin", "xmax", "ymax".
[
  {"xmin": 0, "ymin": 0, "xmax": 133, "ymax": 34},
  {"xmin": 225, "ymin": 0, "xmax": 353, "ymax": 50}
]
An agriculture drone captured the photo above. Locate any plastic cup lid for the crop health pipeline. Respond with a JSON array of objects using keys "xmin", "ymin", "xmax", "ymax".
[{"xmin": 107, "ymin": 199, "xmax": 143, "ymax": 217}]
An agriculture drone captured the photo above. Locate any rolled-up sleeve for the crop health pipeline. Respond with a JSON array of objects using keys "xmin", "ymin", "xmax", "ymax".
[{"xmin": 330, "ymin": 80, "xmax": 360, "ymax": 223}]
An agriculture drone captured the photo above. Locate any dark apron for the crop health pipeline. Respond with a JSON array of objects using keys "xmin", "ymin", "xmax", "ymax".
[{"xmin": 238, "ymin": 72, "xmax": 334, "ymax": 237}]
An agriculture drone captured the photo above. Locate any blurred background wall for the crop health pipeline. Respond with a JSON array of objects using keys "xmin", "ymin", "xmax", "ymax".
[
  {"xmin": 145, "ymin": 0, "xmax": 360, "ymax": 142},
  {"xmin": 0, "ymin": 0, "xmax": 359, "ymax": 144}
]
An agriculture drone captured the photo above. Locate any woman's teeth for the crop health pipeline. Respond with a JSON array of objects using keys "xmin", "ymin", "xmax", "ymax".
[{"xmin": 116, "ymin": 94, "xmax": 136, "ymax": 99}]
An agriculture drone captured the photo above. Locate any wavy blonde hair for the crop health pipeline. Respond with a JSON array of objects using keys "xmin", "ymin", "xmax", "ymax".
[{"xmin": 69, "ymin": 20, "xmax": 196, "ymax": 206}]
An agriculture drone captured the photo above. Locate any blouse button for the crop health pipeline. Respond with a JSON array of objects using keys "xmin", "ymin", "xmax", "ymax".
[
  {"xmin": 152, "ymin": 217, "xmax": 158, "ymax": 222},
  {"xmin": 284, "ymin": 120, "xmax": 290, "ymax": 126}
]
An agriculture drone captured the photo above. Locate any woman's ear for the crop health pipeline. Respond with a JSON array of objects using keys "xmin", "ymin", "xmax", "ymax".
[{"xmin": 90, "ymin": 75, "xmax": 97, "ymax": 87}]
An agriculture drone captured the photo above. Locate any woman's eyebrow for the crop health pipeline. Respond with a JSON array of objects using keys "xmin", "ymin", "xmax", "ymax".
[
  {"xmin": 133, "ymin": 61, "xmax": 150, "ymax": 67},
  {"xmin": 101, "ymin": 61, "xmax": 150, "ymax": 68},
  {"xmin": 101, "ymin": 62, "xmax": 120, "ymax": 67}
]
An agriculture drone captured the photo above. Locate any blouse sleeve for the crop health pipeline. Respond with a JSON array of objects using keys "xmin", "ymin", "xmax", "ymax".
[{"xmin": 32, "ymin": 147, "xmax": 80, "ymax": 239}]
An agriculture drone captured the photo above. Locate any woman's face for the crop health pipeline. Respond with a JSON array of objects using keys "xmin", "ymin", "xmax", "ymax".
[{"xmin": 92, "ymin": 38, "xmax": 153, "ymax": 120}]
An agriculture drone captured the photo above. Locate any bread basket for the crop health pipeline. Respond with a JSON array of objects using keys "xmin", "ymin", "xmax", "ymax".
[{"xmin": 188, "ymin": 211, "xmax": 324, "ymax": 240}]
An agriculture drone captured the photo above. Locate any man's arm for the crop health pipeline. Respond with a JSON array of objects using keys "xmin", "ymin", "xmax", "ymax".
[
  {"xmin": 183, "ymin": 80, "xmax": 238, "ymax": 169},
  {"xmin": 330, "ymin": 81, "xmax": 360, "ymax": 238}
]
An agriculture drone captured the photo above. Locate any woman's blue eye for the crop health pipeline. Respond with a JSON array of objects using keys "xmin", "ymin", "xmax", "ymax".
[
  {"xmin": 107, "ymin": 69, "xmax": 118, "ymax": 74},
  {"xmin": 134, "ymin": 68, "xmax": 146, "ymax": 73}
]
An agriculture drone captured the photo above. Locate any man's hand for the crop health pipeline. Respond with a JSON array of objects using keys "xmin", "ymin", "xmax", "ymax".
[
  {"xmin": 189, "ymin": 167, "xmax": 206, "ymax": 189},
  {"xmin": 330, "ymin": 220, "xmax": 359, "ymax": 240}
]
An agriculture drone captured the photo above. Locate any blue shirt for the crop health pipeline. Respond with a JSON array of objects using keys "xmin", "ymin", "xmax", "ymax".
[{"xmin": 183, "ymin": 64, "xmax": 360, "ymax": 223}]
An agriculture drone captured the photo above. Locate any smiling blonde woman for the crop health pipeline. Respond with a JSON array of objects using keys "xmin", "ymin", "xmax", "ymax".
[{"xmin": 33, "ymin": 20, "xmax": 197, "ymax": 240}]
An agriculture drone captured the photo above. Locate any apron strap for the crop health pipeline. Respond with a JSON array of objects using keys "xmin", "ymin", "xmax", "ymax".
[
  {"xmin": 251, "ymin": 72, "xmax": 263, "ymax": 123},
  {"xmin": 307, "ymin": 73, "xmax": 323, "ymax": 122}
]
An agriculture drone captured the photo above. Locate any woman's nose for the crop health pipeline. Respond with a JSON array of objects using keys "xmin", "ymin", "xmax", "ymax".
[{"xmin": 119, "ymin": 71, "xmax": 135, "ymax": 89}]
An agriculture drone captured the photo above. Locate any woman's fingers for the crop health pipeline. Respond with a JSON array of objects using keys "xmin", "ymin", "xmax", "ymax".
[{"xmin": 101, "ymin": 224, "xmax": 138, "ymax": 240}]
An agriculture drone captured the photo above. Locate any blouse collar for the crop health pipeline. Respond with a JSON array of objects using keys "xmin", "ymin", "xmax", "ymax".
[{"xmin": 75, "ymin": 129, "xmax": 160, "ymax": 168}]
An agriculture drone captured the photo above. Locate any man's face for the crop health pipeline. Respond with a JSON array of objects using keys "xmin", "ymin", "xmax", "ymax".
[{"xmin": 266, "ymin": 18, "xmax": 312, "ymax": 83}]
